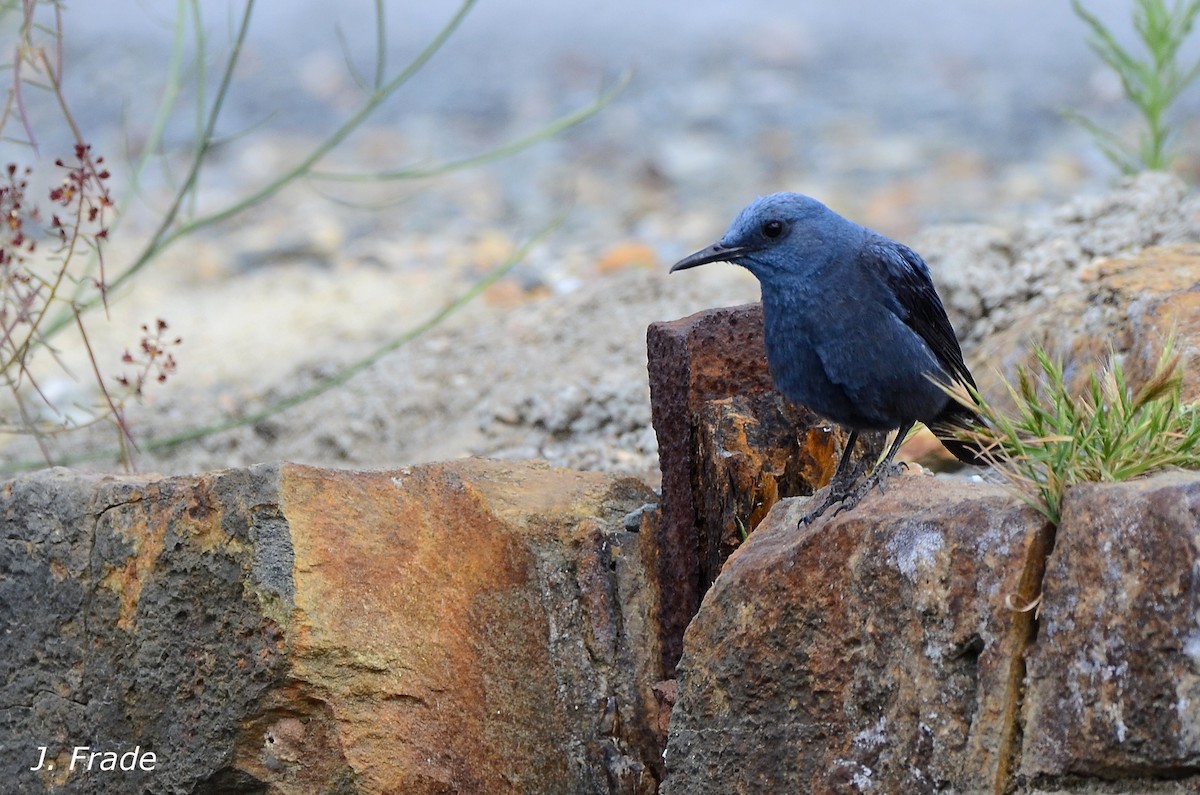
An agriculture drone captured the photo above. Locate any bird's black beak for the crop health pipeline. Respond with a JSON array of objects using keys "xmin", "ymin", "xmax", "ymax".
[{"xmin": 669, "ymin": 242, "xmax": 755, "ymax": 272}]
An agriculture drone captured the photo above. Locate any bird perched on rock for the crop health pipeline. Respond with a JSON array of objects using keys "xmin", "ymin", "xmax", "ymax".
[{"xmin": 671, "ymin": 193, "xmax": 984, "ymax": 522}]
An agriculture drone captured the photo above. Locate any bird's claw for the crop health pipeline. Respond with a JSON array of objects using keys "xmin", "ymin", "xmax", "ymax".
[
  {"xmin": 867, "ymin": 460, "xmax": 906, "ymax": 495},
  {"xmin": 797, "ymin": 460, "xmax": 907, "ymax": 526},
  {"xmin": 798, "ymin": 496, "xmax": 836, "ymax": 526},
  {"xmin": 798, "ymin": 476, "xmax": 860, "ymax": 525}
]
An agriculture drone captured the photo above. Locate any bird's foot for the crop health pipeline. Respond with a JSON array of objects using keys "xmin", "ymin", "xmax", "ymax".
[
  {"xmin": 799, "ymin": 483, "xmax": 871, "ymax": 526},
  {"xmin": 798, "ymin": 462, "xmax": 866, "ymax": 525},
  {"xmin": 798, "ymin": 460, "xmax": 907, "ymax": 526},
  {"xmin": 864, "ymin": 459, "xmax": 907, "ymax": 495},
  {"xmin": 798, "ymin": 486, "xmax": 851, "ymax": 526}
]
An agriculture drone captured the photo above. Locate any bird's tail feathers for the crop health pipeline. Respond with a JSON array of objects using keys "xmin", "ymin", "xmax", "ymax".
[{"xmin": 928, "ymin": 399, "xmax": 989, "ymax": 467}]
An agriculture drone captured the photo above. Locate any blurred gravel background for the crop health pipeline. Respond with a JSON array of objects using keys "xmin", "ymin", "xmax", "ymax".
[{"xmin": 3, "ymin": 0, "xmax": 1199, "ymax": 477}]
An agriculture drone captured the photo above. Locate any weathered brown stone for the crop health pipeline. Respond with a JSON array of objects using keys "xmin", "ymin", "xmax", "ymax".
[
  {"xmin": 661, "ymin": 475, "xmax": 1051, "ymax": 795},
  {"xmin": 1, "ymin": 459, "xmax": 664, "ymax": 795},
  {"xmin": 692, "ymin": 392, "xmax": 837, "ymax": 588},
  {"xmin": 646, "ymin": 303, "xmax": 777, "ymax": 677},
  {"xmin": 1088, "ymin": 245, "xmax": 1200, "ymax": 400},
  {"xmin": 1021, "ymin": 471, "xmax": 1200, "ymax": 781}
]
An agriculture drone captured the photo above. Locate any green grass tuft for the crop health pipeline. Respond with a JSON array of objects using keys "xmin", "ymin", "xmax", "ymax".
[{"xmin": 948, "ymin": 337, "xmax": 1200, "ymax": 524}]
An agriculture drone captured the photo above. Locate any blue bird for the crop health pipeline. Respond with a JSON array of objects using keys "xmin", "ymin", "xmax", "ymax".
[{"xmin": 671, "ymin": 193, "xmax": 984, "ymax": 521}]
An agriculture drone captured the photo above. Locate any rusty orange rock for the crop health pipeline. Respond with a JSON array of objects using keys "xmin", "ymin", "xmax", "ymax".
[
  {"xmin": 260, "ymin": 461, "xmax": 662, "ymax": 794},
  {"xmin": 2, "ymin": 459, "xmax": 664, "ymax": 795},
  {"xmin": 692, "ymin": 393, "xmax": 840, "ymax": 586},
  {"xmin": 646, "ymin": 303, "xmax": 869, "ymax": 677}
]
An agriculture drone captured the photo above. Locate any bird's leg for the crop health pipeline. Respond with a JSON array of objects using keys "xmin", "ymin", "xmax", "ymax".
[
  {"xmin": 865, "ymin": 421, "xmax": 914, "ymax": 491},
  {"xmin": 836, "ymin": 422, "xmax": 915, "ymax": 512},
  {"xmin": 799, "ymin": 430, "xmax": 863, "ymax": 525},
  {"xmin": 800, "ymin": 424, "xmax": 915, "ymax": 525},
  {"xmin": 828, "ymin": 429, "xmax": 862, "ymax": 490}
]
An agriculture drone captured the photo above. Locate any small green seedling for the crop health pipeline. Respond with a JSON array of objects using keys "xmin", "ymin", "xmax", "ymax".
[{"xmin": 1068, "ymin": 0, "xmax": 1200, "ymax": 173}]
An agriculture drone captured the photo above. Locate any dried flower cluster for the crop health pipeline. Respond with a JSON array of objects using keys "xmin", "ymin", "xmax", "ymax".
[
  {"xmin": 0, "ymin": 146, "xmax": 180, "ymax": 468},
  {"xmin": 116, "ymin": 319, "xmax": 182, "ymax": 397}
]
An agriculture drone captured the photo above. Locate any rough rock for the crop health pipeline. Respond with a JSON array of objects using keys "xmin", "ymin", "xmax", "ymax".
[
  {"xmin": 973, "ymin": 243, "xmax": 1200, "ymax": 411},
  {"xmin": 645, "ymin": 304, "xmax": 861, "ymax": 676},
  {"xmin": 662, "ymin": 474, "xmax": 1051, "ymax": 794},
  {"xmin": 662, "ymin": 470, "xmax": 1200, "ymax": 794},
  {"xmin": 692, "ymin": 392, "xmax": 839, "ymax": 589},
  {"xmin": 919, "ymin": 172, "xmax": 1200, "ymax": 354},
  {"xmin": 1, "ymin": 459, "xmax": 665, "ymax": 795},
  {"xmin": 915, "ymin": 221, "xmax": 1017, "ymax": 337},
  {"xmin": 1021, "ymin": 472, "xmax": 1200, "ymax": 783},
  {"xmin": 918, "ymin": 175, "xmax": 1200, "ymax": 415}
]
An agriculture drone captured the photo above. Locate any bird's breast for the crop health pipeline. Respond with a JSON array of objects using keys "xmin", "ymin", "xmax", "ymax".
[
  {"xmin": 760, "ymin": 293, "xmax": 862, "ymax": 424},
  {"xmin": 759, "ymin": 286, "xmax": 951, "ymax": 430}
]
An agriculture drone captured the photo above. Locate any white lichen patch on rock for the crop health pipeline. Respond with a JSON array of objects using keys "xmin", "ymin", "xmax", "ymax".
[{"xmin": 886, "ymin": 524, "xmax": 946, "ymax": 583}]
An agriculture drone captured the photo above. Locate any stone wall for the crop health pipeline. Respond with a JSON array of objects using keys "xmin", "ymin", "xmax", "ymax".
[
  {"xmin": 6, "ymin": 200, "xmax": 1200, "ymax": 793},
  {"xmin": 661, "ymin": 471, "xmax": 1200, "ymax": 793},
  {"xmin": 6, "ymin": 457, "xmax": 1200, "ymax": 794}
]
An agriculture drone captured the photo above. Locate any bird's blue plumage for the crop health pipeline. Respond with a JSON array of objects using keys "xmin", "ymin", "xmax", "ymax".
[{"xmin": 671, "ymin": 192, "xmax": 982, "ymax": 466}]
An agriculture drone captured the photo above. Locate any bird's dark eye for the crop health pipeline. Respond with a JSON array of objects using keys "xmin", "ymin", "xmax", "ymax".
[{"xmin": 762, "ymin": 219, "xmax": 785, "ymax": 239}]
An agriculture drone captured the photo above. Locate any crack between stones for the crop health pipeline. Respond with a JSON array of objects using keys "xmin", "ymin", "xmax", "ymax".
[
  {"xmin": 81, "ymin": 498, "xmax": 103, "ymax": 689},
  {"xmin": 82, "ymin": 491, "xmax": 141, "ymax": 699},
  {"xmin": 93, "ymin": 493, "xmax": 145, "ymax": 524},
  {"xmin": 0, "ymin": 688, "xmax": 89, "ymax": 711},
  {"xmin": 992, "ymin": 519, "xmax": 1058, "ymax": 795}
]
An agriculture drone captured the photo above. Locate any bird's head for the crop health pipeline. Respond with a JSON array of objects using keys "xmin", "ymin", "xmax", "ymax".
[{"xmin": 671, "ymin": 193, "xmax": 860, "ymax": 282}]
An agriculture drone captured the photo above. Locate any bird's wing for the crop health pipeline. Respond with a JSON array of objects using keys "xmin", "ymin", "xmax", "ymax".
[{"xmin": 867, "ymin": 240, "xmax": 976, "ymax": 389}]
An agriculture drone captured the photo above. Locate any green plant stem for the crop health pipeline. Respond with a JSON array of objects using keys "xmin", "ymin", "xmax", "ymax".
[
  {"xmin": 9, "ymin": 1, "xmax": 40, "ymax": 151},
  {"xmin": 115, "ymin": 0, "xmax": 252, "ymax": 283},
  {"xmin": 128, "ymin": 0, "xmax": 187, "ymax": 195},
  {"xmin": 1070, "ymin": 0, "xmax": 1200, "ymax": 173},
  {"xmin": 373, "ymin": 0, "xmax": 386, "ymax": 91},
  {"xmin": 311, "ymin": 69, "xmax": 633, "ymax": 182},
  {"xmin": 152, "ymin": 0, "xmax": 479, "ymax": 235},
  {"xmin": 35, "ymin": 0, "xmax": 257, "ymax": 344},
  {"xmin": 39, "ymin": 0, "xmax": 480, "ymax": 343}
]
